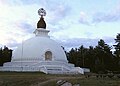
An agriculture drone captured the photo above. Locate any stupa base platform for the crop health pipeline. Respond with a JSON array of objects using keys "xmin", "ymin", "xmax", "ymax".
[{"xmin": 0, "ymin": 61, "xmax": 84, "ymax": 74}]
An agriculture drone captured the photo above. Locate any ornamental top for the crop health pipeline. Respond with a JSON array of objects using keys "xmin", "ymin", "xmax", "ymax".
[
  {"xmin": 38, "ymin": 8, "xmax": 46, "ymax": 17},
  {"xmin": 37, "ymin": 8, "xmax": 46, "ymax": 29}
]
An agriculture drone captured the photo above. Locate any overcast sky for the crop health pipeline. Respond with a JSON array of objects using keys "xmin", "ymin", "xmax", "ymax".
[{"xmin": 0, "ymin": 0, "xmax": 120, "ymax": 50}]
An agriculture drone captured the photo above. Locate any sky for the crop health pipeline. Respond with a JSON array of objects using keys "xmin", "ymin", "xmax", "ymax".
[{"xmin": 0, "ymin": 0, "xmax": 120, "ymax": 51}]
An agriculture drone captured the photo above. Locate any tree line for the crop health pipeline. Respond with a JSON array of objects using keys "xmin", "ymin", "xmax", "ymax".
[
  {"xmin": 0, "ymin": 46, "xmax": 12, "ymax": 66},
  {"xmin": 66, "ymin": 33, "xmax": 120, "ymax": 74}
]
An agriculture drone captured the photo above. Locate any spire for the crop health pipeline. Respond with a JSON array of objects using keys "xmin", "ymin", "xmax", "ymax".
[
  {"xmin": 37, "ymin": 8, "xmax": 46, "ymax": 29},
  {"xmin": 34, "ymin": 8, "xmax": 49, "ymax": 37}
]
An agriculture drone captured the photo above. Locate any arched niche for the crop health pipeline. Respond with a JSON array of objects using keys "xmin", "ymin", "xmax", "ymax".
[{"xmin": 45, "ymin": 51, "xmax": 52, "ymax": 61}]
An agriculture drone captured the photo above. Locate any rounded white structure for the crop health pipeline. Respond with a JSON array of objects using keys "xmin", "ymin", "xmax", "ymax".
[
  {"xmin": 12, "ymin": 29, "xmax": 67, "ymax": 63},
  {"xmin": 1, "ymin": 28, "xmax": 84, "ymax": 74}
]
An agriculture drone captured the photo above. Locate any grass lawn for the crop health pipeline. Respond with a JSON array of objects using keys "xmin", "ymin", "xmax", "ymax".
[{"xmin": 0, "ymin": 72, "xmax": 120, "ymax": 86}]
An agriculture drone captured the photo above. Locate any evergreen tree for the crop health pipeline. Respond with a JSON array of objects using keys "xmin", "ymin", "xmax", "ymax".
[
  {"xmin": 94, "ymin": 39, "xmax": 113, "ymax": 73},
  {"xmin": 113, "ymin": 33, "xmax": 120, "ymax": 72},
  {"xmin": 86, "ymin": 46, "xmax": 96, "ymax": 72},
  {"xmin": 67, "ymin": 48, "xmax": 77, "ymax": 65},
  {"xmin": 0, "ymin": 46, "xmax": 12, "ymax": 66},
  {"xmin": 0, "ymin": 48, "xmax": 3, "ymax": 66},
  {"xmin": 114, "ymin": 33, "xmax": 120, "ymax": 58},
  {"xmin": 77, "ymin": 45, "xmax": 88, "ymax": 67}
]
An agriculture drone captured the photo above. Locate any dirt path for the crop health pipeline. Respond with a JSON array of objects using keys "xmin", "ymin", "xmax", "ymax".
[{"xmin": 30, "ymin": 76, "xmax": 83, "ymax": 86}]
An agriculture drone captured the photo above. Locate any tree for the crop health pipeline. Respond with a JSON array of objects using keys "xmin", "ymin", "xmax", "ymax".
[
  {"xmin": 77, "ymin": 45, "xmax": 90, "ymax": 68},
  {"xmin": 0, "ymin": 46, "xmax": 12, "ymax": 66},
  {"xmin": 85, "ymin": 46, "xmax": 96, "ymax": 72},
  {"xmin": 113, "ymin": 33, "xmax": 120, "ymax": 72},
  {"xmin": 67, "ymin": 45, "xmax": 88, "ymax": 67},
  {"xmin": 114, "ymin": 33, "xmax": 120, "ymax": 58},
  {"xmin": 67, "ymin": 48, "xmax": 78, "ymax": 65},
  {"xmin": 94, "ymin": 39, "xmax": 113, "ymax": 73},
  {"xmin": 0, "ymin": 48, "xmax": 3, "ymax": 66}
]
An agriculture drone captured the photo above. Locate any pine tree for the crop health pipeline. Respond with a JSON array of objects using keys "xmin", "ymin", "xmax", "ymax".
[
  {"xmin": 113, "ymin": 33, "xmax": 120, "ymax": 72},
  {"xmin": 114, "ymin": 33, "xmax": 120, "ymax": 58},
  {"xmin": 94, "ymin": 39, "xmax": 113, "ymax": 73}
]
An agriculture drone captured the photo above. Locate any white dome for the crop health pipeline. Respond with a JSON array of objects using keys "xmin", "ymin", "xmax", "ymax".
[{"xmin": 12, "ymin": 34, "xmax": 68, "ymax": 62}]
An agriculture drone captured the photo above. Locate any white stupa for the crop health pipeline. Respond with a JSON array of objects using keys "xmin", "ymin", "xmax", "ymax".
[{"xmin": 0, "ymin": 8, "xmax": 84, "ymax": 74}]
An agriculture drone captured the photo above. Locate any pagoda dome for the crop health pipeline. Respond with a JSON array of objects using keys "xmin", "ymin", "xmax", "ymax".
[
  {"xmin": 12, "ymin": 34, "xmax": 68, "ymax": 62},
  {"xmin": 12, "ymin": 8, "xmax": 67, "ymax": 62}
]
